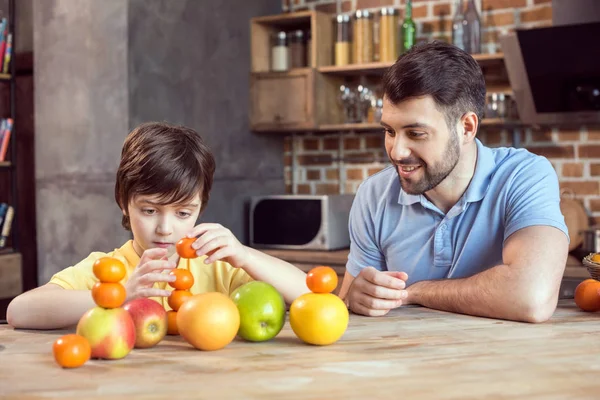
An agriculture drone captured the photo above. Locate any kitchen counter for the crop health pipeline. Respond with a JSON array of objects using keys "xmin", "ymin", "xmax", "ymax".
[
  {"xmin": 1, "ymin": 300, "xmax": 599, "ymax": 398},
  {"xmin": 262, "ymin": 248, "xmax": 589, "ymax": 278}
]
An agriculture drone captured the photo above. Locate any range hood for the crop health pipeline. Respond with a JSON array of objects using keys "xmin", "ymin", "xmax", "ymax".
[{"xmin": 499, "ymin": 0, "xmax": 600, "ymax": 126}]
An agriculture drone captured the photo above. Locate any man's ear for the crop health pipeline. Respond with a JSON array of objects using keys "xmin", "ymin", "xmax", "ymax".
[{"xmin": 460, "ymin": 112, "xmax": 479, "ymax": 144}]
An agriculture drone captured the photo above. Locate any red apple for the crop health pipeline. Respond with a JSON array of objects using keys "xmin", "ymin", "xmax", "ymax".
[
  {"xmin": 76, "ymin": 306, "xmax": 135, "ymax": 359},
  {"xmin": 123, "ymin": 298, "xmax": 167, "ymax": 348}
]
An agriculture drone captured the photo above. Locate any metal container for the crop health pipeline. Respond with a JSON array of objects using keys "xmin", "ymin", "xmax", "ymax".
[{"xmin": 582, "ymin": 227, "xmax": 600, "ymax": 253}]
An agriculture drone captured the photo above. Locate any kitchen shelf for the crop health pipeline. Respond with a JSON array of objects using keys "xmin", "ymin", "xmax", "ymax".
[
  {"xmin": 251, "ymin": 10, "xmax": 312, "ymax": 27},
  {"xmin": 0, "ymin": 73, "xmax": 10, "ymax": 81},
  {"xmin": 317, "ymin": 53, "xmax": 505, "ymax": 76},
  {"xmin": 0, "ymin": 247, "xmax": 15, "ymax": 256},
  {"xmin": 0, "ymin": 161, "xmax": 10, "ymax": 168},
  {"xmin": 317, "ymin": 118, "xmax": 521, "ymax": 132}
]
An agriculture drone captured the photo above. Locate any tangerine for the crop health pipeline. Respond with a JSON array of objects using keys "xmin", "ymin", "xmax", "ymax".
[
  {"xmin": 289, "ymin": 292, "xmax": 349, "ymax": 346},
  {"xmin": 575, "ymin": 279, "xmax": 600, "ymax": 312},
  {"xmin": 592, "ymin": 253, "xmax": 600, "ymax": 264},
  {"xmin": 176, "ymin": 237, "xmax": 197, "ymax": 259},
  {"xmin": 91, "ymin": 282, "xmax": 126, "ymax": 308},
  {"xmin": 167, "ymin": 310, "xmax": 179, "ymax": 335},
  {"xmin": 177, "ymin": 292, "xmax": 240, "ymax": 351},
  {"xmin": 168, "ymin": 289, "xmax": 192, "ymax": 311},
  {"xmin": 53, "ymin": 334, "xmax": 91, "ymax": 368},
  {"xmin": 306, "ymin": 266, "xmax": 338, "ymax": 294},
  {"xmin": 169, "ymin": 269, "xmax": 194, "ymax": 290},
  {"xmin": 93, "ymin": 257, "xmax": 126, "ymax": 283}
]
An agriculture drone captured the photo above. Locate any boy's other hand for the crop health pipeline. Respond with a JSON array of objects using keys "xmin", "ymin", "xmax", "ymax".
[
  {"xmin": 187, "ymin": 223, "xmax": 250, "ymax": 269},
  {"xmin": 125, "ymin": 248, "xmax": 176, "ymax": 302}
]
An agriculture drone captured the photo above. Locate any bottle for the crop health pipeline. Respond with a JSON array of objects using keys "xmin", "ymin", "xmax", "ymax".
[
  {"xmin": 335, "ymin": 14, "xmax": 351, "ymax": 66},
  {"xmin": 452, "ymin": 0, "xmax": 465, "ymax": 51},
  {"xmin": 289, "ymin": 30, "xmax": 306, "ymax": 68},
  {"xmin": 463, "ymin": 0, "xmax": 481, "ymax": 54},
  {"xmin": 353, "ymin": 10, "xmax": 373, "ymax": 64},
  {"xmin": 401, "ymin": 0, "xmax": 416, "ymax": 53},
  {"xmin": 379, "ymin": 8, "xmax": 399, "ymax": 62},
  {"xmin": 271, "ymin": 31, "xmax": 289, "ymax": 71}
]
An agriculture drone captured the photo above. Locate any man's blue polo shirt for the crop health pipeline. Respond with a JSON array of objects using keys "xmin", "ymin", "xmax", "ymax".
[{"xmin": 346, "ymin": 139, "xmax": 569, "ymax": 284}]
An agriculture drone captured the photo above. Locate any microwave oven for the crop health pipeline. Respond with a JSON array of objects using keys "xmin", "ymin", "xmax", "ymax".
[{"xmin": 249, "ymin": 194, "xmax": 355, "ymax": 250}]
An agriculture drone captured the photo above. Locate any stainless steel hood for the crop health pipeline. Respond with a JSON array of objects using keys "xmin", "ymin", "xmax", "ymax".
[{"xmin": 499, "ymin": 0, "xmax": 600, "ymax": 126}]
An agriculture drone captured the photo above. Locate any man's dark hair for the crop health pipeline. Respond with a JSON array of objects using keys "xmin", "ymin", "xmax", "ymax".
[{"xmin": 382, "ymin": 41, "xmax": 486, "ymax": 128}]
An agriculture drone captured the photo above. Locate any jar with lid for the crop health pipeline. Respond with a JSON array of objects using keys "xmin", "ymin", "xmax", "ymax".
[
  {"xmin": 289, "ymin": 30, "xmax": 306, "ymax": 68},
  {"xmin": 271, "ymin": 31, "xmax": 289, "ymax": 72},
  {"xmin": 379, "ymin": 8, "xmax": 398, "ymax": 62},
  {"xmin": 353, "ymin": 10, "xmax": 373, "ymax": 64},
  {"xmin": 335, "ymin": 14, "xmax": 351, "ymax": 66}
]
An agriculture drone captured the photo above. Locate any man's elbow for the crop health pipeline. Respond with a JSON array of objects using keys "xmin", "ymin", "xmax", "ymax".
[{"xmin": 519, "ymin": 294, "xmax": 558, "ymax": 324}]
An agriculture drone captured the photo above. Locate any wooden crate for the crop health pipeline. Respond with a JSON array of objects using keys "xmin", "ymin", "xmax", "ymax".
[
  {"xmin": 250, "ymin": 10, "xmax": 334, "ymax": 72},
  {"xmin": 0, "ymin": 251, "xmax": 22, "ymax": 299}
]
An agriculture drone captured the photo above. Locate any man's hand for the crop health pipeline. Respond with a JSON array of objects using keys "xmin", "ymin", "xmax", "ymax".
[
  {"xmin": 124, "ymin": 248, "xmax": 176, "ymax": 301},
  {"xmin": 187, "ymin": 223, "xmax": 250, "ymax": 268},
  {"xmin": 345, "ymin": 267, "xmax": 409, "ymax": 317}
]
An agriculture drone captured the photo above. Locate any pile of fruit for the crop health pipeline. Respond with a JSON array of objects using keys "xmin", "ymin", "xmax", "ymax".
[{"xmin": 52, "ymin": 237, "xmax": 350, "ymax": 369}]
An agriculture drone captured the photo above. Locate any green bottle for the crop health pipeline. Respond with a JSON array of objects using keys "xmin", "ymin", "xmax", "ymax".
[{"xmin": 402, "ymin": 0, "xmax": 416, "ymax": 53}]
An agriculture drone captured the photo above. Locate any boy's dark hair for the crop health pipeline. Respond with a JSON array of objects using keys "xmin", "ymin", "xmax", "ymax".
[
  {"xmin": 115, "ymin": 122, "xmax": 216, "ymax": 230},
  {"xmin": 382, "ymin": 41, "xmax": 486, "ymax": 128}
]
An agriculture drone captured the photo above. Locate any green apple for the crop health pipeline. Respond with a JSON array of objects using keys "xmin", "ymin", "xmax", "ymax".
[{"xmin": 231, "ymin": 281, "xmax": 286, "ymax": 342}]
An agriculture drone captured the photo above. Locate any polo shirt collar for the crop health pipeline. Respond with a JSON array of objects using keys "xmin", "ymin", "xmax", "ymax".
[{"xmin": 397, "ymin": 138, "xmax": 495, "ymax": 205}]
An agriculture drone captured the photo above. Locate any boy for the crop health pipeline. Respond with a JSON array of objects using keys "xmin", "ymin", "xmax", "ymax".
[{"xmin": 7, "ymin": 122, "xmax": 309, "ymax": 329}]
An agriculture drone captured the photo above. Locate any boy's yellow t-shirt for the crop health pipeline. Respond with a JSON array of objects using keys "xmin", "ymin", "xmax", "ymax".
[{"xmin": 48, "ymin": 240, "xmax": 254, "ymax": 310}]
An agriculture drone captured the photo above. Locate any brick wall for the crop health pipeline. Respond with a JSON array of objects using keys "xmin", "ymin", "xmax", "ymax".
[{"xmin": 280, "ymin": 0, "xmax": 600, "ymax": 224}]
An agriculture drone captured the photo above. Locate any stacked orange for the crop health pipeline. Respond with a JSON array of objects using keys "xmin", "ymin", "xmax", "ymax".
[
  {"xmin": 52, "ymin": 257, "xmax": 128, "ymax": 368},
  {"xmin": 167, "ymin": 238, "xmax": 196, "ymax": 335},
  {"xmin": 290, "ymin": 266, "xmax": 349, "ymax": 346}
]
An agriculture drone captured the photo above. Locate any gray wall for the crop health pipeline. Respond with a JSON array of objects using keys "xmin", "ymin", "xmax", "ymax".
[
  {"xmin": 34, "ymin": 0, "xmax": 130, "ymax": 284},
  {"xmin": 34, "ymin": 0, "xmax": 283, "ymax": 283},
  {"xmin": 128, "ymin": 0, "xmax": 284, "ymax": 242}
]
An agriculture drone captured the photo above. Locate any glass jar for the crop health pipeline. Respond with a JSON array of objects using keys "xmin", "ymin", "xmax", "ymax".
[
  {"xmin": 335, "ymin": 14, "xmax": 351, "ymax": 66},
  {"xmin": 353, "ymin": 10, "xmax": 373, "ymax": 64},
  {"xmin": 271, "ymin": 31, "xmax": 289, "ymax": 71},
  {"xmin": 379, "ymin": 8, "xmax": 398, "ymax": 62},
  {"xmin": 289, "ymin": 30, "xmax": 306, "ymax": 68}
]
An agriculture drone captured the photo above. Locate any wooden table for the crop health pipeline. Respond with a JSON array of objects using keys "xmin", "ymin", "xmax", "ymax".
[{"xmin": 1, "ymin": 300, "xmax": 600, "ymax": 399}]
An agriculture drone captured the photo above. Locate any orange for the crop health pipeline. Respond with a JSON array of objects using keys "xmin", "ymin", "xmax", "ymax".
[
  {"xmin": 93, "ymin": 257, "xmax": 126, "ymax": 283},
  {"xmin": 167, "ymin": 310, "xmax": 179, "ymax": 335},
  {"xmin": 176, "ymin": 237, "xmax": 197, "ymax": 259},
  {"xmin": 91, "ymin": 282, "xmax": 126, "ymax": 309},
  {"xmin": 169, "ymin": 269, "xmax": 194, "ymax": 290},
  {"xmin": 575, "ymin": 279, "xmax": 600, "ymax": 312},
  {"xmin": 168, "ymin": 290, "xmax": 192, "ymax": 311},
  {"xmin": 592, "ymin": 254, "xmax": 600, "ymax": 264},
  {"xmin": 289, "ymin": 292, "xmax": 349, "ymax": 346},
  {"xmin": 53, "ymin": 334, "xmax": 91, "ymax": 368},
  {"xmin": 177, "ymin": 292, "xmax": 240, "ymax": 351},
  {"xmin": 306, "ymin": 266, "xmax": 338, "ymax": 294}
]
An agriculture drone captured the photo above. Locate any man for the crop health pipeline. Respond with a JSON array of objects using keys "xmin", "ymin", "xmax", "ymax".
[{"xmin": 338, "ymin": 41, "xmax": 569, "ymax": 323}]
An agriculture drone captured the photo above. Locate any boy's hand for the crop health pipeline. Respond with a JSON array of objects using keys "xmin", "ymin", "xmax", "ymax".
[
  {"xmin": 125, "ymin": 248, "xmax": 176, "ymax": 301},
  {"xmin": 187, "ymin": 223, "xmax": 250, "ymax": 268}
]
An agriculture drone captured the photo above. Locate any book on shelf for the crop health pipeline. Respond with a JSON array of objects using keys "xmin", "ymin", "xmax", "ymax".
[
  {"xmin": 0, "ymin": 118, "xmax": 13, "ymax": 161},
  {"xmin": 0, "ymin": 202, "xmax": 13, "ymax": 249},
  {"xmin": 0, "ymin": 17, "xmax": 12, "ymax": 74}
]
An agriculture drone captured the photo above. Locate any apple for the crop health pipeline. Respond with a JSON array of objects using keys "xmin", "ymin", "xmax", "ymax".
[
  {"xmin": 123, "ymin": 298, "xmax": 168, "ymax": 348},
  {"xmin": 76, "ymin": 306, "xmax": 136, "ymax": 359},
  {"xmin": 231, "ymin": 281, "xmax": 286, "ymax": 342}
]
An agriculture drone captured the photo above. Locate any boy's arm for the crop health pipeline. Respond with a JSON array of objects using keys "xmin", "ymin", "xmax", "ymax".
[
  {"xmin": 6, "ymin": 283, "xmax": 96, "ymax": 329},
  {"xmin": 239, "ymin": 247, "xmax": 309, "ymax": 304}
]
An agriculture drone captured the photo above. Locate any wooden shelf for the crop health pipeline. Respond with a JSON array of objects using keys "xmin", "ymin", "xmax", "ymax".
[
  {"xmin": 0, "ymin": 73, "xmax": 11, "ymax": 81},
  {"xmin": 251, "ymin": 10, "xmax": 312, "ymax": 27},
  {"xmin": 318, "ymin": 62, "xmax": 394, "ymax": 76},
  {"xmin": 317, "ymin": 118, "xmax": 520, "ymax": 132},
  {"xmin": 0, "ymin": 247, "xmax": 15, "ymax": 256},
  {"xmin": 251, "ymin": 67, "xmax": 312, "ymax": 78},
  {"xmin": 0, "ymin": 161, "xmax": 10, "ymax": 168},
  {"xmin": 318, "ymin": 123, "xmax": 382, "ymax": 131}
]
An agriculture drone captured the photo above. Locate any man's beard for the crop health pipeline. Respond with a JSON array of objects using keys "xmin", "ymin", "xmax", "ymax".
[{"xmin": 391, "ymin": 132, "xmax": 461, "ymax": 195}]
